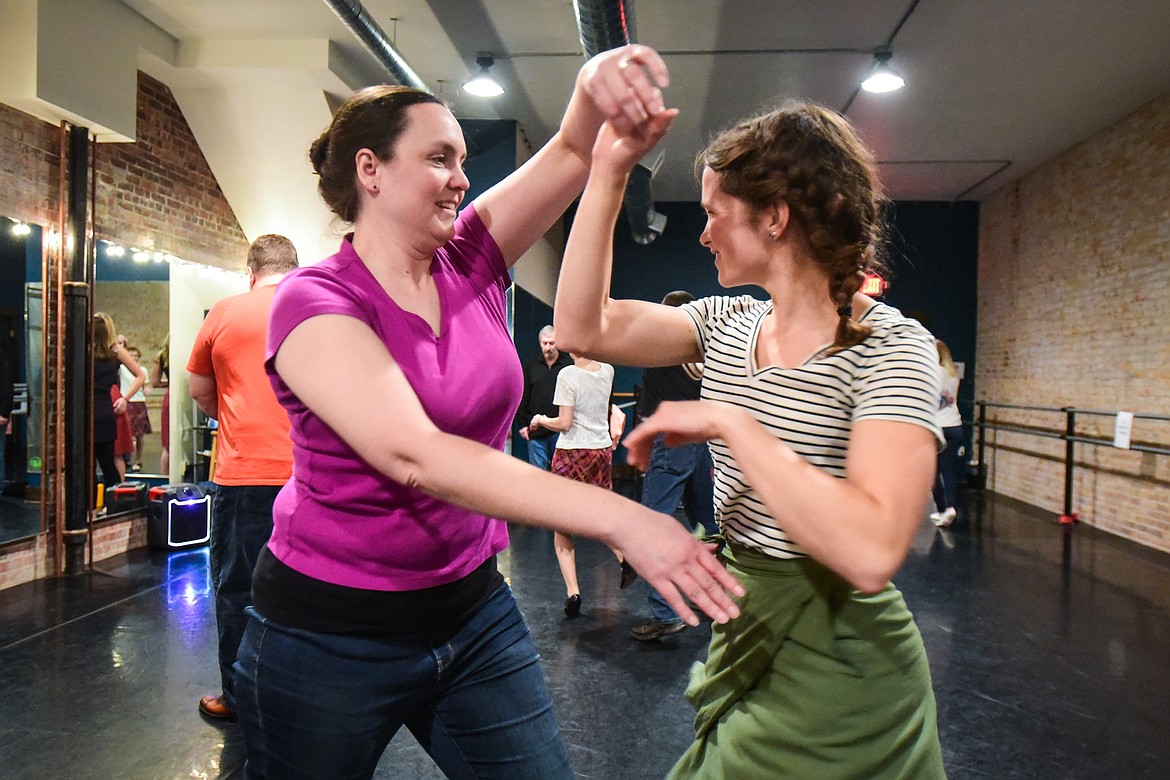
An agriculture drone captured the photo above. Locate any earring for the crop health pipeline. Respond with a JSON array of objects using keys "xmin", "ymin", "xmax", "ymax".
[{"xmin": 768, "ymin": 230, "xmax": 775, "ymax": 240}]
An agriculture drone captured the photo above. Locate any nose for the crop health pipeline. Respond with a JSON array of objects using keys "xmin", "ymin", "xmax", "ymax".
[
  {"xmin": 699, "ymin": 225, "xmax": 712, "ymax": 249},
  {"xmin": 451, "ymin": 165, "xmax": 470, "ymax": 192}
]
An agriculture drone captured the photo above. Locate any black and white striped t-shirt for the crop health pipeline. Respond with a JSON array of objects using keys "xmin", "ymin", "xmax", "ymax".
[{"xmin": 681, "ymin": 295, "xmax": 942, "ymax": 560}]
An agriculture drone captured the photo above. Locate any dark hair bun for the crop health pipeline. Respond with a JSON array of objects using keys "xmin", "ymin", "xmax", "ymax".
[{"xmin": 309, "ymin": 133, "xmax": 330, "ymax": 175}]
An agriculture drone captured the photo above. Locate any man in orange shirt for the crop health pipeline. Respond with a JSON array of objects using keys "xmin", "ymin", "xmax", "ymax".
[{"xmin": 187, "ymin": 234, "xmax": 298, "ymax": 721}]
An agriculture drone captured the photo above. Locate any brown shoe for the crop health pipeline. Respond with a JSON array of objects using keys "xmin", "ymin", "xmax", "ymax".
[{"xmin": 198, "ymin": 693, "xmax": 237, "ymax": 721}]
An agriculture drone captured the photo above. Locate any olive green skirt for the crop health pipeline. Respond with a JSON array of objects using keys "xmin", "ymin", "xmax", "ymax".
[{"xmin": 669, "ymin": 543, "xmax": 946, "ymax": 779}]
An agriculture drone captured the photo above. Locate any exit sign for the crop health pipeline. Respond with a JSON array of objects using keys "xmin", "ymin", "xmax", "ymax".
[{"xmin": 861, "ymin": 274, "xmax": 887, "ymax": 296}]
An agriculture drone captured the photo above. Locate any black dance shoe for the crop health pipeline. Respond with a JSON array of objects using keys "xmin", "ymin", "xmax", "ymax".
[{"xmin": 564, "ymin": 594, "xmax": 581, "ymax": 618}]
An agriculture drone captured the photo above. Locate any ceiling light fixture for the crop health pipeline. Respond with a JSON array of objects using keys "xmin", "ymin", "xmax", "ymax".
[
  {"xmin": 462, "ymin": 52, "xmax": 504, "ymax": 98},
  {"xmin": 861, "ymin": 46, "xmax": 905, "ymax": 93}
]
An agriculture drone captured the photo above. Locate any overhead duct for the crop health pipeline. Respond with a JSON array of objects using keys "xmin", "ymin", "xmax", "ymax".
[
  {"xmin": 573, "ymin": 0, "xmax": 666, "ymax": 244},
  {"xmin": 323, "ymin": 0, "xmax": 429, "ymax": 92}
]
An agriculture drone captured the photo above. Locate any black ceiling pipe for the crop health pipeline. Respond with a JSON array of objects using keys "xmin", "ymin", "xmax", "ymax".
[
  {"xmin": 574, "ymin": 0, "xmax": 636, "ymax": 52},
  {"xmin": 323, "ymin": 0, "xmax": 429, "ymax": 91},
  {"xmin": 573, "ymin": 0, "xmax": 665, "ymax": 244}
]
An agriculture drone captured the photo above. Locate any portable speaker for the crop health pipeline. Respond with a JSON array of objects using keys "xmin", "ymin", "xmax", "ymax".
[{"xmin": 147, "ymin": 484, "xmax": 211, "ymax": 549}]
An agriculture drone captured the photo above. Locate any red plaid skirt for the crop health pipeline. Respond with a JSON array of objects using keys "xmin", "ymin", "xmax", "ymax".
[
  {"xmin": 551, "ymin": 446, "xmax": 612, "ymax": 490},
  {"xmin": 111, "ymin": 387, "xmax": 133, "ymax": 456},
  {"xmin": 127, "ymin": 401, "xmax": 152, "ymax": 437}
]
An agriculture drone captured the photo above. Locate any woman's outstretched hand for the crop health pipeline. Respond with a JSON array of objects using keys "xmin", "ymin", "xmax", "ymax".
[
  {"xmin": 624, "ymin": 401, "xmax": 721, "ymax": 471},
  {"xmin": 624, "ymin": 400, "xmax": 738, "ymax": 471},
  {"xmin": 613, "ymin": 507, "xmax": 744, "ymax": 626}
]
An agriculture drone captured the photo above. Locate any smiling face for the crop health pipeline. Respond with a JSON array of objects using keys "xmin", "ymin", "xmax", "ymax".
[
  {"xmin": 368, "ymin": 102, "xmax": 470, "ymax": 247},
  {"xmin": 699, "ymin": 167, "xmax": 770, "ymax": 288}
]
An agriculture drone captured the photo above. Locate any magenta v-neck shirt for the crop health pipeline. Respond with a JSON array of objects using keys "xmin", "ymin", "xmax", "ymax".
[{"xmin": 264, "ymin": 205, "xmax": 520, "ymax": 590}]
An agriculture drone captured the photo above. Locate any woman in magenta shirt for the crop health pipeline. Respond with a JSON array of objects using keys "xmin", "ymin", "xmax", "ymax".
[{"xmin": 233, "ymin": 45, "xmax": 743, "ymax": 780}]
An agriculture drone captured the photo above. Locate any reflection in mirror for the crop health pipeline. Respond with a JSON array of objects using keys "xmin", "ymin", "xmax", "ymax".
[
  {"xmin": 169, "ymin": 261, "xmax": 247, "ymax": 486},
  {"xmin": 0, "ymin": 217, "xmax": 43, "ymax": 545},
  {"xmin": 94, "ymin": 241, "xmax": 170, "ymax": 494}
]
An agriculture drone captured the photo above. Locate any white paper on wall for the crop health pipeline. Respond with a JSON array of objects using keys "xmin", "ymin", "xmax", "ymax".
[{"xmin": 1113, "ymin": 412, "xmax": 1134, "ymax": 450}]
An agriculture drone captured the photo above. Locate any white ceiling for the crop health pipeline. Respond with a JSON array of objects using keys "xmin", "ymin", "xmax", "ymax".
[{"xmin": 117, "ymin": 0, "xmax": 1170, "ymax": 254}]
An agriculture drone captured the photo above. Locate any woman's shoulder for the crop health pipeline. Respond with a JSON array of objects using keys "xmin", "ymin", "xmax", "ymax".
[
  {"xmin": 859, "ymin": 302, "xmax": 934, "ymax": 347},
  {"xmin": 275, "ymin": 244, "xmax": 372, "ymax": 306},
  {"xmin": 849, "ymin": 303, "xmax": 939, "ymax": 381},
  {"xmin": 686, "ymin": 293, "xmax": 767, "ymax": 327}
]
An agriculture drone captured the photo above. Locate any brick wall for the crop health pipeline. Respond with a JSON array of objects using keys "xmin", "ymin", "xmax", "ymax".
[
  {"xmin": 96, "ymin": 72, "xmax": 249, "ymax": 268},
  {"xmin": 90, "ymin": 515, "xmax": 148, "ymax": 561},
  {"xmin": 977, "ymin": 92, "xmax": 1170, "ymax": 551},
  {"xmin": 1, "ymin": 72, "xmax": 248, "ymax": 589},
  {"xmin": 0, "ymin": 102, "xmax": 60, "ymax": 227},
  {"xmin": 0, "ymin": 535, "xmax": 52, "ymax": 591},
  {"xmin": 0, "ymin": 516, "xmax": 150, "ymax": 591}
]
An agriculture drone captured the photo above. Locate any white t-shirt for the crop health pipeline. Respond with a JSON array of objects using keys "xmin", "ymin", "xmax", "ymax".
[
  {"xmin": 552, "ymin": 362, "xmax": 614, "ymax": 450},
  {"xmin": 937, "ymin": 367, "xmax": 962, "ymax": 428},
  {"xmin": 118, "ymin": 364, "xmax": 147, "ymax": 402}
]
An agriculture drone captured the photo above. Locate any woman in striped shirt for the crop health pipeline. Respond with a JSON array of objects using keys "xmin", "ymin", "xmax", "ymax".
[{"xmin": 555, "ymin": 77, "xmax": 946, "ymax": 777}]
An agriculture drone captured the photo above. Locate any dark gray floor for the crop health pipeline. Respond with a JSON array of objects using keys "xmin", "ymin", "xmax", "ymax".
[{"xmin": 2, "ymin": 490, "xmax": 1169, "ymax": 778}]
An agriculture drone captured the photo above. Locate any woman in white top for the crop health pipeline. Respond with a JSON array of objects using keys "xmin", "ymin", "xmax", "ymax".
[
  {"xmin": 119, "ymin": 345, "xmax": 152, "ymax": 472},
  {"xmin": 530, "ymin": 354, "xmax": 627, "ymax": 616},
  {"xmin": 930, "ymin": 339, "xmax": 963, "ymax": 527}
]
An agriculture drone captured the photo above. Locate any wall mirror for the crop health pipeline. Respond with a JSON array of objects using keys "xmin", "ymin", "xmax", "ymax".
[
  {"xmin": 95, "ymin": 244, "xmax": 247, "ymax": 490},
  {"xmin": 94, "ymin": 241, "xmax": 170, "ymax": 486},
  {"xmin": 0, "ymin": 216, "xmax": 43, "ymax": 545},
  {"xmin": 0, "ymin": 224, "xmax": 249, "ymax": 547},
  {"xmin": 167, "ymin": 261, "xmax": 247, "ymax": 487}
]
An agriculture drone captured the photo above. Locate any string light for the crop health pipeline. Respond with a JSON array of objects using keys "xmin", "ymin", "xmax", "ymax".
[{"xmin": 98, "ymin": 239, "xmax": 245, "ymax": 280}]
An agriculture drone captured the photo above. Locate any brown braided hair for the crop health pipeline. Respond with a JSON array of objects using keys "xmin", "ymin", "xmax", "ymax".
[
  {"xmin": 697, "ymin": 100, "xmax": 889, "ymax": 354},
  {"xmin": 309, "ymin": 85, "xmax": 445, "ymax": 224}
]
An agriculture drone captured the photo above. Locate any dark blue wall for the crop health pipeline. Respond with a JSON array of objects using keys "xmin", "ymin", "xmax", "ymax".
[
  {"xmin": 1, "ymin": 227, "xmax": 30, "ymax": 336},
  {"xmin": 95, "ymin": 243, "xmax": 172, "ymax": 281},
  {"xmin": 510, "ymin": 288, "xmax": 554, "ymax": 463},
  {"xmin": 885, "ymin": 201, "xmax": 980, "ymax": 443},
  {"xmin": 460, "ymin": 119, "xmax": 517, "ymax": 204},
  {"xmin": 513, "ymin": 198, "xmax": 980, "ymax": 452},
  {"xmin": 569, "ymin": 201, "xmax": 760, "ymax": 399},
  {"xmin": 0, "ymin": 223, "xmax": 42, "ymax": 385}
]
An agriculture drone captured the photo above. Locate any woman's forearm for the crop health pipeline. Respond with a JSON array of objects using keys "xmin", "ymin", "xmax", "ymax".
[
  {"xmin": 553, "ymin": 163, "xmax": 628, "ymax": 355},
  {"xmin": 531, "ymin": 413, "xmax": 570, "ymax": 433},
  {"xmin": 713, "ymin": 408, "xmax": 932, "ymax": 592}
]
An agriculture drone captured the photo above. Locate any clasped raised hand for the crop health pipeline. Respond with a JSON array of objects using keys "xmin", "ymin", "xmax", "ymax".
[{"xmin": 579, "ymin": 44, "xmax": 670, "ymax": 135}]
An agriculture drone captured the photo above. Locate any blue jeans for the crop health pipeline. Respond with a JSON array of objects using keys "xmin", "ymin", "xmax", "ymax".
[
  {"xmin": 641, "ymin": 436, "xmax": 718, "ymax": 623},
  {"xmin": 234, "ymin": 582, "xmax": 572, "ymax": 780},
  {"xmin": 932, "ymin": 426, "xmax": 964, "ymax": 511},
  {"xmin": 526, "ymin": 435, "xmax": 557, "ymax": 471},
  {"xmin": 209, "ymin": 483, "xmax": 280, "ymax": 709}
]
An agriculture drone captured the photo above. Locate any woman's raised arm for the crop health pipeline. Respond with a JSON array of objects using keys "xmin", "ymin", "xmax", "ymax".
[{"xmin": 553, "ymin": 117, "xmax": 699, "ymax": 368}]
